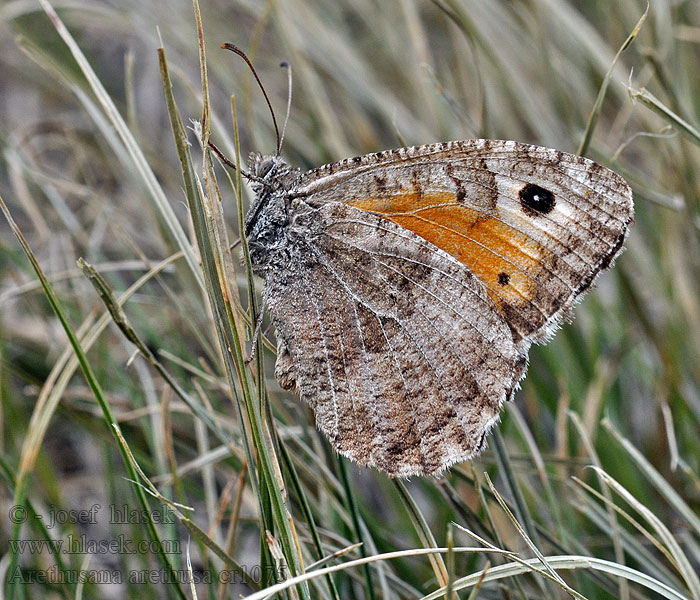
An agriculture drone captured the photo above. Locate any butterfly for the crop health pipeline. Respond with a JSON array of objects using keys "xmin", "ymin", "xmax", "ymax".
[{"xmin": 242, "ymin": 139, "xmax": 633, "ymax": 477}]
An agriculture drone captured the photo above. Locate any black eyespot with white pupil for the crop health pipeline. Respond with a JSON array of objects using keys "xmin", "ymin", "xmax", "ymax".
[{"xmin": 519, "ymin": 183, "xmax": 555, "ymax": 216}]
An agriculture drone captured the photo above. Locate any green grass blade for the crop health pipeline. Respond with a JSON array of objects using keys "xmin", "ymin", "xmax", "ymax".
[
  {"xmin": 0, "ymin": 194, "xmax": 188, "ymax": 600},
  {"xmin": 578, "ymin": 4, "xmax": 648, "ymax": 156}
]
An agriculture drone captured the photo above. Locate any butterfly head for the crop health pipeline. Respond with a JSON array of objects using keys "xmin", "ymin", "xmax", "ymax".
[
  {"xmin": 247, "ymin": 153, "xmax": 298, "ymax": 192},
  {"xmin": 244, "ymin": 153, "xmax": 301, "ymax": 271},
  {"xmin": 251, "ymin": 153, "xmax": 280, "ymax": 180}
]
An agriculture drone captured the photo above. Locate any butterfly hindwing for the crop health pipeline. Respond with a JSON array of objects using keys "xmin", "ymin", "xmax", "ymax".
[{"xmin": 265, "ymin": 201, "xmax": 526, "ymax": 476}]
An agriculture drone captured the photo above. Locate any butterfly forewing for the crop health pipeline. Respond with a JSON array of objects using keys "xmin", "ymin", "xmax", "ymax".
[{"xmin": 297, "ymin": 140, "xmax": 633, "ymax": 342}]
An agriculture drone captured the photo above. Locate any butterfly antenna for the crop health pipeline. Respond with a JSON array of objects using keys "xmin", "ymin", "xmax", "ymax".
[
  {"xmin": 221, "ymin": 43, "xmax": 281, "ymax": 154},
  {"xmin": 277, "ymin": 61, "xmax": 292, "ymax": 156},
  {"xmin": 208, "ymin": 140, "xmax": 257, "ymax": 181}
]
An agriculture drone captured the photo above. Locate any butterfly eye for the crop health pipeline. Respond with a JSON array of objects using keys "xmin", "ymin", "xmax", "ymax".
[{"xmin": 257, "ymin": 158, "xmax": 276, "ymax": 178}]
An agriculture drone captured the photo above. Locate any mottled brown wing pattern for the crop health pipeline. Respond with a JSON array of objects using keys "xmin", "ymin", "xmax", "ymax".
[
  {"xmin": 266, "ymin": 202, "xmax": 527, "ymax": 476},
  {"xmin": 258, "ymin": 139, "xmax": 633, "ymax": 477},
  {"xmin": 296, "ymin": 140, "xmax": 633, "ymax": 343}
]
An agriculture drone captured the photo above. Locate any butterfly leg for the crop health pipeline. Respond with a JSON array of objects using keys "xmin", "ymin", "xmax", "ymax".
[{"xmin": 245, "ymin": 285, "xmax": 271, "ymax": 364}]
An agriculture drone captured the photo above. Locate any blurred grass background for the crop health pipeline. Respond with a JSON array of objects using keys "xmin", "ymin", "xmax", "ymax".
[{"xmin": 1, "ymin": 0, "xmax": 699, "ymax": 598}]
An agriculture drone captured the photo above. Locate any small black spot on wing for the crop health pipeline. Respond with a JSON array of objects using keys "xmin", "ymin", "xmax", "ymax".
[
  {"xmin": 498, "ymin": 272, "xmax": 510, "ymax": 285},
  {"xmin": 519, "ymin": 183, "xmax": 555, "ymax": 216},
  {"xmin": 374, "ymin": 174, "xmax": 387, "ymax": 193},
  {"xmin": 411, "ymin": 169, "xmax": 423, "ymax": 196}
]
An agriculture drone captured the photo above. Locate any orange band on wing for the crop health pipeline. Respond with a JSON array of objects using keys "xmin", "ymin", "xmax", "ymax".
[{"xmin": 348, "ymin": 192, "xmax": 543, "ymax": 307}]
